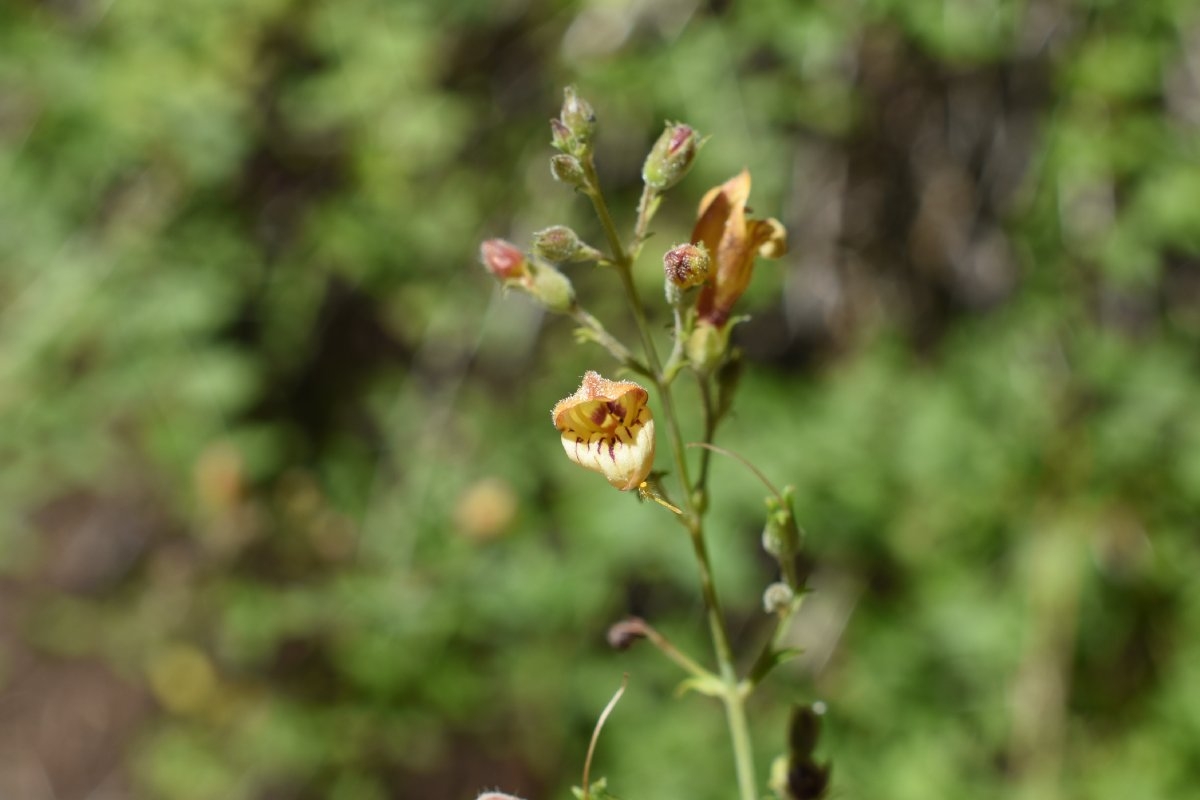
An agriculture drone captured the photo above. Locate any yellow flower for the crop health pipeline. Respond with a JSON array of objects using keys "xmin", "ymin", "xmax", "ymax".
[
  {"xmin": 552, "ymin": 372, "xmax": 656, "ymax": 491},
  {"xmin": 692, "ymin": 169, "xmax": 787, "ymax": 326}
]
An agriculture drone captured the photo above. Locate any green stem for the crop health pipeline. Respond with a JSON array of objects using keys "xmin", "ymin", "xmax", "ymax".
[
  {"xmin": 581, "ymin": 162, "xmax": 757, "ymax": 800},
  {"xmin": 745, "ymin": 595, "xmax": 804, "ymax": 691},
  {"xmin": 696, "ymin": 375, "xmax": 717, "ymax": 492},
  {"xmin": 635, "ymin": 618, "xmax": 717, "ymax": 682},
  {"xmin": 570, "ymin": 306, "xmax": 651, "ymax": 377},
  {"xmin": 685, "ymin": 514, "xmax": 758, "ymax": 800}
]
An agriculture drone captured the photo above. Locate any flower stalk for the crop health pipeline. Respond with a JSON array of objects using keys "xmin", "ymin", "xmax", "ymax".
[
  {"xmin": 480, "ymin": 88, "xmax": 808, "ymax": 800},
  {"xmin": 577, "ymin": 146, "xmax": 759, "ymax": 800}
]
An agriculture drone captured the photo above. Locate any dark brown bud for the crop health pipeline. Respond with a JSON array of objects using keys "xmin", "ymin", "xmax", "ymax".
[{"xmin": 607, "ymin": 617, "xmax": 649, "ymax": 651}]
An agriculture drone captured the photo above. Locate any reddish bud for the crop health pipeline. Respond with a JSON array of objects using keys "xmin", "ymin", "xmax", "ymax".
[
  {"xmin": 479, "ymin": 239, "xmax": 527, "ymax": 281},
  {"xmin": 663, "ymin": 242, "xmax": 711, "ymax": 289}
]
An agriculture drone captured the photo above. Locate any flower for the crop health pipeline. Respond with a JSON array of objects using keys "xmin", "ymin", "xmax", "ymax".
[
  {"xmin": 552, "ymin": 371, "xmax": 655, "ymax": 491},
  {"xmin": 692, "ymin": 170, "xmax": 787, "ymax": 327}
]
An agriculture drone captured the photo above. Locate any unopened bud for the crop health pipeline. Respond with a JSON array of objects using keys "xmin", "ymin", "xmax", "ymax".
[
  {"xmin": 663, "ymin": 243, "xmax": 711, "ymax": 289},
  {"xmin": 528, "ymin": 262, "xmax": 576, "ymax": 313},
  {"xmin": 560, "ymin": 86, "xmax": 596, "ymax": 144},
  {"xmin": 480, "ymin": 239, "xmax": 527, "ymax": 281},
  {"xmin": 686, "ymin": 319, "xmax": 728, "ymax": 373},
  {"xmin": 763, "ymin": 581, "xmax": 795, "ymax": 614},
  {"xmin": 642, "ymin": 123, "xmax": 699, "ymax": 191},
  {"xmin": 607, "ymin": 618, "xmax": 648, "ymax": 651},
  {"xmin": 533, "ymin": 225, "xmax": 600, "ymax": 263},
  {"xmin": 550, "ymin": 154, "xmax": 587, "ymax": 188},
  {"xmin": 762, "ymin": 488, "xmax": 801, "ymax": 561},
  {"xmin": 550, "ymin": 118, "xmax": 573, "ymax": 152},
  {"xmin": 477, "ymin": 794, "xmax": 526, "ymax": 800}
]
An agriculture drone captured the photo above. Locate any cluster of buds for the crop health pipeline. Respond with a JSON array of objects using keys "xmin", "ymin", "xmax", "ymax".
[{"xmin": 549, "ymin": 87, "xmax": 596, "ymax": 189}]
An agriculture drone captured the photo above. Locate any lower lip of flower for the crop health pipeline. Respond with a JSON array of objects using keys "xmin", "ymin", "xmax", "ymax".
[{"xmin": 559, "ymin": 406, "xmax": 655, "ymax": 491}]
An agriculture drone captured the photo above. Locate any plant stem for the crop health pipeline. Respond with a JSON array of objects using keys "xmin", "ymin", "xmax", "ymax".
[
  {"xmin": 685, "ymin": 514, "xmax": 758, "ymax": 800},
  {"xmin": 581, "ymin": 162, "xmax": 758, "ymax": 800},
  {"xmin": 570, "ymin": 306, "xmax": 651, "ymax": 377}
]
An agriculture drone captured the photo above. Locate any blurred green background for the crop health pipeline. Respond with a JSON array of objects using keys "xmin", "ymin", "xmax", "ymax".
[{"xmin": 2, "ymin": 0, "xmax": 1199, "ymax": 798}]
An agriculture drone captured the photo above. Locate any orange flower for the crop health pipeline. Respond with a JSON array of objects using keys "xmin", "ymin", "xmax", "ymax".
[
  {"xmin": 552, "ymin": 372, "xmax": 656, "ymax": 491},
  {"xmin": 692, "ymin": 170, "xmax": 787, "ymax": 326}
]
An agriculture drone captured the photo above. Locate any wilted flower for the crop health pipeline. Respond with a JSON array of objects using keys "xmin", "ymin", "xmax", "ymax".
[
  {"xmin": 552, "ymin": 371, "xmax": 655, "ymax": 491},
  {"xmin": 692, "ymin": 170, "xmax": 787, "ymax": 327}
]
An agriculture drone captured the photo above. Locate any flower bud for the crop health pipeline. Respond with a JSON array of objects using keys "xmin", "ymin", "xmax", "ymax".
[
  {"xmin": 528, "ymin": 262, "xmax": 576, "ymax": 313},
  {"xmin": 663, "ymin": 242, "xmax": 711, "ymax": 289},
  {"xmin": 479, "ymin": 239, "xmax": 527, "ymax": 281},
  {"xmin": 533, "ymin": 225, "xmax": 600, "ymax": 263},
  {"xmin": 607, "ymin": 618, "xmax": 648, "ymax": 650},
  {"xmin": 560, "ymin": 85, "xmax": 596, "ymax": 144},
  {"xmin": 550, "ymin": 117, "xmax": 573, "ymax": 152},
  {"xmin": 686, "ymin": 319, "xmax": 729, "ymax": 373},
  {"xmin": 642, "ymin": 123, "xmax": 699, "ymax": 191},
  {"xmin": 550, "ymin": 154, "xmax": 587, "ymax": 189},
  {"xmin": 763, "ymin": 581, "xmax": 795, "ymax": 614},
  {"xmin": 477, "ymin": 794, "xmax": 526, "ymax": 800},
  {"xmin": 762, "ymin": 488, "xmax": 801, "ymax": 561}
]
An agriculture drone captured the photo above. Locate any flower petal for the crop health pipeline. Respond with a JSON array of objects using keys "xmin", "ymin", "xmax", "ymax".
[{"xmin": 553, "ymin": 372, "xmax": 656, "ymax": 491}]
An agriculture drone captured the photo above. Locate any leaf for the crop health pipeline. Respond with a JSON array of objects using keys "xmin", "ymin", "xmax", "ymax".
[{"xmin": 674, "ymin": 674, "xmax": 728, "ymax": 699}]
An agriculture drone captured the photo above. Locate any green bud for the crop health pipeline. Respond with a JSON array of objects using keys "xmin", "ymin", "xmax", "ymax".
[
  {"xmin": 686, "ymin": 319, "xmax": 729, "ymax": 373},
  {"xmin": 763, "ymin": 581, "xmax": 795, "ymax": 614},
  {"xmin": 550, "ymin": 154, "xmax": 587, "ymax": 189},
  {"xmin": 762, "ymin": 487, "xmax": 802, "ymax": 564},
  {"xmin": 533, "ymin": 225, "xmax": 600, "ymax": 263},
  {"xmin": 550, "ymin": 118, "xmax": 573, "ymax": 152},
  {"xmin": 642, "ymin": 122, "xmax": 699, "ymax": 191},
  {"xmin": 528, "ymin": 262, "xmax": 576, "ymax": 313},
  {"xmin": 560, "ymin": 86, "xmax": 596, "ymax": 144}
]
